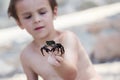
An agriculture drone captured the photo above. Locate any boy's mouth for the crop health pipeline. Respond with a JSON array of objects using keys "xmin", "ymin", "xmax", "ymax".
[{"xmin": 34, "ymin": 26, "xmax": 44, "ymax": 30}]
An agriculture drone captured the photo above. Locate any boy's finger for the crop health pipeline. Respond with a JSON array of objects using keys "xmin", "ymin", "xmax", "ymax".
[
  {"xmin": 48, "ymin": 55, "xmax": 61, "ymax": 66},
  {"xmin": 54, "ymin": 55, "xmax": 64, "ymax": 63}
]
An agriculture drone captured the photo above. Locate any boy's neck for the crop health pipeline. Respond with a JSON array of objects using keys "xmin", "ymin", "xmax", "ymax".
[{"xmin": 33, "ymin": 30, "xmax": 59, "ymax": 48}]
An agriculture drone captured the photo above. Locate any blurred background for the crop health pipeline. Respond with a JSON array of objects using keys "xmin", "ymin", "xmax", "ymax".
[{"xmin": 0, "ymin": 0, "xmax": 120, "ymax": 80}]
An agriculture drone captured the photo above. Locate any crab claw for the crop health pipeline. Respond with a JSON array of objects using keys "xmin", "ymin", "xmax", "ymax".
[
  {"xmin": 51, "ymin": 44, "xmax": 65, "ymax": 56},
  {"xmin": 51, "ymin": 47, "xmax": 56, "ymax": 52},
  {"xmin": 56, "ymin": 44, "xmax": 65, "ymax": 56},
  {"xmin": 40, "ymin": 47, "xmax": 45, "ymax": 56},
  {"xmin": 60, "ymin": 46, "xmax": 65, "ymax": 56},
  {"xmin": 40, "ymin": 46, "xmax": 50, "ymax": 56}
]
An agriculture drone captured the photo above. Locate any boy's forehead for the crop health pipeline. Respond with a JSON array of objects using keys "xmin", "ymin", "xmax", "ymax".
[
  {"xmin": 16, "ymin": 0, "xmax": 50, "ymax": 13},
  {"xmin": 16, "ymin": 0, "xmax": 50, "ymax": 9}
]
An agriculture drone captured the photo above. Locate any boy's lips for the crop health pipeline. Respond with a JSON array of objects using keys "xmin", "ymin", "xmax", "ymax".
[{"xmin": 34, "ymin": 26, "xmax": 44, "ymax": 30}]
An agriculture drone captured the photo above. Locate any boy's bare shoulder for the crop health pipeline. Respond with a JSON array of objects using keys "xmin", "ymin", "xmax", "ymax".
[
  {"xmin": 60, "ymin": 30, "xmax": 79, "ymax": 43},
  {"xmin": 62, "ymin": 30, "xmax": 77, "ymax": 36},
  {"xmin": 20, "ymin": 43, "xmax": 33, "ymax": 63},
  {"xmin": 60, "ymin": 30, "xmax": 78, "ymax": 40}
]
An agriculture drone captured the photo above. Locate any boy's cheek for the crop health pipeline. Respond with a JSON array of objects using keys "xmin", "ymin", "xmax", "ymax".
[{"xmin": 16, "ymin": 20, "xmax": 24, "ymax": 29}]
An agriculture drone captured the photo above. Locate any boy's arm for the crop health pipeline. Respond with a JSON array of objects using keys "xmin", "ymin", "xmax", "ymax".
[
  {"xmin": 48, "ymin": 31, "xmax": 79, "ymax": 80},
  {"xmin": 63, "ymin": 31, "xmax": 101, "ymax": 80},
  {"xmin": 48, "ymin": 31, "xmax": 101, "ymax": 80},
  {"xmin": 76, "ymin": 37, "xmax": 101, "ymax": 80},
  {"xmin": 20, "ymin": 52, "xmax": 38, "ymax": 80}
]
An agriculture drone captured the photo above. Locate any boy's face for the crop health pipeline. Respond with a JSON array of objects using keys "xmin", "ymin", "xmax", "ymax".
[{"xmin": 16, "ymin": 0, "xmax": 57, "ymax": 39}]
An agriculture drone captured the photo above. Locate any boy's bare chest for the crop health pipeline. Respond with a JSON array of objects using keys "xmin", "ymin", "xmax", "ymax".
[{"xmin": 29, "ymin": 52, "xmax": 62, "ymax": 80}]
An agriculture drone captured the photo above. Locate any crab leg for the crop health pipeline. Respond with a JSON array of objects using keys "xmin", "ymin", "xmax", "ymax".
[{"xmin": 40, "ymin": 45, "xmax": 50, "ymax": 56}]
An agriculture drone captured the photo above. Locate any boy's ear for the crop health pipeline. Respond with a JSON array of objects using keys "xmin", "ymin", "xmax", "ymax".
[
  {"xmin": 53, "ymin": 6, "xmax": 58, "ymax": 19},
  {"xmin": 16, "ymin": 20, "xmax": 24, "ymax": 29}
]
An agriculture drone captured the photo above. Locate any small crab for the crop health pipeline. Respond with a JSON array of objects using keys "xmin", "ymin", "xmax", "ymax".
[{"xmin": 40, "ymin": 40, "xmax": 65, "ymax": 56}]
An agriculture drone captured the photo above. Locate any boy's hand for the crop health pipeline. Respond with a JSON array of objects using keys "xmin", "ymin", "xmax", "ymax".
[
  {"xmin": 48, "ymin": 51, "xmax": 64, "ymax": 67},
  {"xmin": 40, "ymin": 40, "xmax": 65, "ymax": 66}
]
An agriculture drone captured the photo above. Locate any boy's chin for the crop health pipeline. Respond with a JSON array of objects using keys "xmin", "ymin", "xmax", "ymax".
[{"xmin": 34, "ymin": 32, "xmax": 48, "ymax": 39}]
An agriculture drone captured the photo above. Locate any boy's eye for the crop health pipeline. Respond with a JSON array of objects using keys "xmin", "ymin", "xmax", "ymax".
[
  {"xmin": 24, "ymin": 15, "xmax": 32, "ymax": 19},
  {"xmin": 39, "ymin": 11, "xmax": 47, "ymax": 15}
]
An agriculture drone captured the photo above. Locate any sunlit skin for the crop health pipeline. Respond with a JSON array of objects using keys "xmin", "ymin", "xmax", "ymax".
[{"xmin": 15, "ymin": 0, "xmax": 101, "ymax": 80}]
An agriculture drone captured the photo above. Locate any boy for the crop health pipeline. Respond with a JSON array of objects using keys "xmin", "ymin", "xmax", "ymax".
[{"xmin": 8, "ymin": 0, "xmax": 101, "ymax": 80}]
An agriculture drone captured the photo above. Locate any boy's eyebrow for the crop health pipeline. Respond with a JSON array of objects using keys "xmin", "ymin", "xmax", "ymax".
[
  {"xmin": 21, "ymin": 12, "xmax": 31, "ymax": 16},
  {"xmin": 21, "ymin": 7, "xmax": 47, "ymax": 16},
  {"xmin": 37, "ymin": 7, "xmax": 47, "ymax": 11}
]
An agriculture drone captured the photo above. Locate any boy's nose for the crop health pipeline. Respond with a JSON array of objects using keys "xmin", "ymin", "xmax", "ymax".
[{"xmin": 33, "ymin": 14, "xmax": 41, "ymax": 23}]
